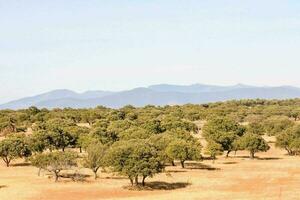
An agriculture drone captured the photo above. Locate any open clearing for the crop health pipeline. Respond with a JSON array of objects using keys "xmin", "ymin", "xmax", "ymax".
[{"xmin": 1, "ymin": 142, "xmax": 300, "ymax": 200}]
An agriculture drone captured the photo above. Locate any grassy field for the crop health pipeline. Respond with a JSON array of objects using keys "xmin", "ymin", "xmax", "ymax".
[{"xmin": 1, "ymin": 141, "xmax": 300, "ymax": 200}]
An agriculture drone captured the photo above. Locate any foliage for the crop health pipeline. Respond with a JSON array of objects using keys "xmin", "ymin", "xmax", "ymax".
[
  {"xmin": 203, "ymin": 117, "xmax": 245, "ymax": 157},
  {"xmin": 83, "ymin": 142, "xmax": 107, "ymax": 179},
  {"xmin": 276, "ymin": 124, "xmax": 300, "ymax": 155},
  {"xmin": 0, "ymin": 134, "xmax": 32, "ymax": 167},
  {"xmin": 205, "ymin": 141, "xmax": 223, "ymax": 163},
  {"xmin": 236, "ymin": 133, "xmax": 270, "ymax": 159},
  {"xmin": 30, "ymin": 151, "xmax": 77, "ymax": 182},
  {"xmin": 262, "ymin": 116, "xmax": 294, "ymax": 136},
  {"xmin": 166, "ymin": 139, "xmax": 202, "ymax": 168},
  {"xmin": 106, "ymin": 140, "xmax": 164, "ymax": 186},
  {"xmin": 246, "ymin": 122, "xmax": 265, "ymax": 135}
]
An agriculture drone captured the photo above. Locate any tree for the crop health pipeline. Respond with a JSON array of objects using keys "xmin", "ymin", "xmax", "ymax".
[
  {"xmin": 246, "ymin": 122, "xmax": 265, "ymax": 135},
  {"xmin": 106, "ymin": 140, "xmax": 164, "ymax": 186},
  {"xmin": 161, "ymin": 116, "xmax": 197, "ymax": 133},
  {"xmin": 166, "ymin": 139, "xmax": 202, "ymax": 168},
  {"xmin": 28, "ymin": 131, "xmax": 50, "ymax": 153},
  {"xmin": 237, "ymin": 133, "xmax": 270, "ymax": 159},
  {"xmin": 0, "ymin": 115, "xmax": 17, "ymax": 134},
  {"xmin": 149, "ymin": 133, "xmax": 175, "ymax": 166},
  {"xmin": 35, "ymin": 118, "xmax": 77, "ymax": 151},
  {"xmin": 31, "ymin": 151, "xmax": 77, "ymax": 182},
  {"xmin": 276, "ymin": 125, "xmax": 300, "ymax": 155},
  {"xmin": 49, "ymin": 130, "xmax": 74, "ymax": 152},
  {"xmin": 290, "ymin": 138, "xmax": 300, "ymax": 155},
  {"xmin": 205, "ymin": 141, "xmax": 223, "ymax": 163},
  {"xmin": 262, "ymin": 116, "xmax": 294, "ymax": 136},
  {"xmin": 142, "ymin": 119, "xmax": 165, "ymax": 134},
  {"xmin": 90, "ymin": 127, "xmax": 118, "ymax": 145},
  {"xmin": 119, "ymin": 127, "xmax": 151, "ymax": 140},
  {"xmin": 288, "ymin": 109, "xmax": 300, "ymax": 121},
  {"xmin": 0, "ymin": 134, "xmax": 32, "ymax": 167},
  {"xmin": 83, "ymin": 142, "xmax": 107, "ymax": 179},
  {"xmin": 203, "ymin": 117, "xmax": 245, "ymax": 157},
  {"xmin": 65, "ymin": 126, "xmax": 90, "ymax": 152},
  {"xmin": 30, "ymin": 152, "xmax": 49, "ymax": 176}
]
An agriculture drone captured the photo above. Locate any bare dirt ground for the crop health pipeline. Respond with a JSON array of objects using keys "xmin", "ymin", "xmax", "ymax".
[{"xmin": 1, "ymin": 142, "xmax": 300, "ymax": 200}]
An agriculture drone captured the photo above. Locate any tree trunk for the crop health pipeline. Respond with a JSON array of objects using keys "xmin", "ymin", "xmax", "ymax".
[
  {"xmin": 129, "ymin": 177, "xmax": 134, "ymax": 186},
  {"xmin": 171, "ymin": 160, "xmax": 175, "ymax": 166},
  {"xmin": 135, "ymin": 176, "xmax": 139, "ymax": 185},
  {"xmin": 79, "ymin": 147, "xmax": 82, "ymax": 153},
  {"xmin": 38, "ymin": 168, "xmax": 42, "ymax": 176},
  {"xmin": 62, "ymin": 147, "xmax": 65, "ymax": 152},
  {"xmin": 180, "ymin": 160, "xmax": 185, "ymax": 168},
  {"xmin": 54, "ymin": 170, "xmax": 60, "ymax": 182},
  {"xmin": 142, "ymin": 176, "xmax": 146, "ymax": 187},
  {"xmin": 3, "ymin": 157, "xmax": 10, "ymax": 167},
  {"xmin": 285, "ymin": 147, "xmax": 292, "ymax": 156},
  {"xmin": 226, "ymin": 150, "xmax": 231, "ymax": 158},
  {"xmin": 250, "ymin": 151, "xmax": 255, "ymax": 159},
  {"xmin": 93, "ymin": 170, "xmax": 98, "ymax": 180}
]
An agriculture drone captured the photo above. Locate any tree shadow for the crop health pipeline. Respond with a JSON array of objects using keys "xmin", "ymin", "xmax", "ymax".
[
  {"xmin": 234, "ymin": 156, "xmax": 282, "ymax": 160},
  {"xmin": 145, "ymin": 181, "xmax": 191, "ymax": 190},
  {"xmin": 10, "ymin": 162, "xmax": 31, "ymax": 167},
  {"xmin": 125, "ymin": 181, "xmax": 191, "ymax": 191},
  {"xmin": 165, "ymin": 170, "xmax": 187, "ymax": 173},
  {"xmin": 257, "ymin": 157, "xmax": 282, "ymax": 160},
  {"xmin": 235, "ymin": 156, "xmax": 251, "ymax": 159},
  {"xmin": 202, "ymin": 157, "xmax": 214, "ymax": 161},
  {"xmin": 185, "ymin": 163, "xmax": 220, "ymax": 171},
  {"xmin": 222, "ymin": 161, "xmax": 238, "ymax": 165},
  {"xmin": 104, "ymin": 176, "xmax": 128, "ymax": 180},
  {"xmin": 0, "ymin": 185, "xmax": 7, "ymax": 189},
  {"xmin": 60, "ymin": 173, "xmax": 92, "ymax": 182},
  {"xmin": 60, "ymin": 173, "xmax": 91, "ymax": 178}
]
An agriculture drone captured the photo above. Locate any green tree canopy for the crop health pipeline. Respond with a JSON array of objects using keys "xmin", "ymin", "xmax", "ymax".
[
  {"xmin": 0, "ymin": 134, "xmax": 32, "ymax": 167},
  {"xmin": 203, "ymin": 117, "xmax": 245, "ymax": 157},
  {"xmin": 236, "ymin": 133, "xmax": 270, "ymax": 159},
  {"xmin": 30, "ymin": 151, "xmax": 77, "ymax": 182},
  {"xmin": 106, "ymin": 140, "xmax": 164, "ymax": 186},
  {"xmin": 276, "ymin": 124, "xmax": 300, "ymax": 155},
  {"xmin": 166, "ymin": 139, "xmax": 202, "ymax": 168},
  {"xmin": 83, "ymin": 142, "xmax": 107, "ymax": 179}
]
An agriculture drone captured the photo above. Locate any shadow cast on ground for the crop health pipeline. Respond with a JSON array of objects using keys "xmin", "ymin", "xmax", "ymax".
[
  {"xmin": 10, "ymin": 162, "xmax": 31, "ymax": 167},
  {"xmin": 185, "ymin": 163, "xmax": 221, "ymax": 171},
  {"xmin": 125, "ymin": 181, "xmax": 191, "ymax": 191},
  {"xmin": 59, "ymin": 173, "xmax": 92, "ymax": 183},
  {"xmin": 165, "ymin": 170, "xmax": 188, "ymax": 173},
  {"xmin": 257, "ymin": 157, "xmax": 282, "ymax": 160},
  {"xmin": 234, "ymin": 156, "xmax": 282, "ymax": 160},
  {"xmin": 60, "ymin": 173, "xmax": 91, "ymax": 179},
  {"xmin": 145, "ymin": 181, "xmax": 191, "ymax": 190},
  {"xmin": 222, "ymin": 161, "xmax": 238, "ymax": 165},
  {"xmin": 104, "ymin": 176, "xmax": 128, "ymax": 180}
]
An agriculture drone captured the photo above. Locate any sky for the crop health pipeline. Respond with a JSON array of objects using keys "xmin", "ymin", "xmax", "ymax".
[{"xmin": 1, "ymin": 0, "xmax": 300, "ymax": 103}]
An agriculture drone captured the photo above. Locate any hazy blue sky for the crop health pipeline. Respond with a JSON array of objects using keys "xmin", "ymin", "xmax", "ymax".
[{"xmin": 1, "ymin": 0, "xmax": 300, "ymax": 103}]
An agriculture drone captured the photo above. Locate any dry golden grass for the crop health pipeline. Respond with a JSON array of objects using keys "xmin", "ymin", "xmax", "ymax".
[{"xmin": 1, "ymin": 142, "xmax": 300, "ymax": 200}]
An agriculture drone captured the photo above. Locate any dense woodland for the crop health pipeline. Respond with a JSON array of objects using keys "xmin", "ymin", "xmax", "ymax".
[{"xmin": 1, "ymin": 99, "xmax": 300, "ymax": 186}]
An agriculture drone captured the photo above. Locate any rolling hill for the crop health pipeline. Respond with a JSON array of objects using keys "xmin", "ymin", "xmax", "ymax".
[{"xmin": 1, "ymin": 84, "xmax": 300, "ymax": 109}]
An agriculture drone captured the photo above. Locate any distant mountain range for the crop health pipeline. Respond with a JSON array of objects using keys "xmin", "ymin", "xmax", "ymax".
[{"xmin": 1, "ymin": 84, "xmax": 300, "ymax": 109}]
